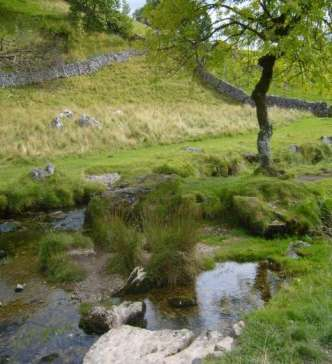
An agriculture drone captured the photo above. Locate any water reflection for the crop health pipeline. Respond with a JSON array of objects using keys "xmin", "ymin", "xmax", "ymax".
[{"xmin": 134, "ymin": 262, "xmax": 281, "ymax": 335}]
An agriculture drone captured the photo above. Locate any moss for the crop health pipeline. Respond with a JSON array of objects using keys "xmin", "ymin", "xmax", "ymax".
[
  {"xmin": 153, "ymin": 161, "xmax": 196, "ymax": 178},
  {"xmin": 0, "ymin": 194, "xmax": 8, "ymax": 215},
  {"xmin": 216, "ymin": 177, "xmax": 323, "ymax": 236},
  {"xmin": 232, "ymin": 196, "xmax": 274, "ymax": 235},
  {"xmin": 201, "ymin": 155, "xmax": 242, "ymax": 177},
  {"xmin": 2, "ymin": 172, "xmax": 104, "ymax": 215}
]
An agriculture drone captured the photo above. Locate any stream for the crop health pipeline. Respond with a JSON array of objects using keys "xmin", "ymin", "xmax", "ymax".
[{"xmin": 0, "ymin": 210, "xmax": 282, "ymax": 363}]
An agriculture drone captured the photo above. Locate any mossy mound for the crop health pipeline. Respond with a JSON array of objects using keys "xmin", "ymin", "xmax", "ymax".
[
  {"xmin": 219, "ymin": 177, "xmax": 324, "ymax": 236},
  {"xmin": 201, "ymin": 155, "xmax": 243, "ymax": 177},
  {"xmin": 0, "ymin": 171, "xmax": 104, "ymax": 216}
]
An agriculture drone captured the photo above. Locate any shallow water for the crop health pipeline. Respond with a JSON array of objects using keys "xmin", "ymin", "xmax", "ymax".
[
  {"xmin": 0, "ymin": 213, "xmax": 281, "ymax": 363},
  {"xmin": 129, "ymin": 261, "xmax": 281, "ymax": 335}
]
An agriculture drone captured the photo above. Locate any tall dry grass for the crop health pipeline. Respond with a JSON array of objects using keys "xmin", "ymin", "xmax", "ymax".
[{"xmin": 0, "ymin": 58, "xmax": 306, "ymax": 159}]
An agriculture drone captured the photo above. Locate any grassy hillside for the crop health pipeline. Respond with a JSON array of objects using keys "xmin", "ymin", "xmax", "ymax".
[{"xmin": 0, "ymin": 56, "xmax": 305, "ymax": 159}]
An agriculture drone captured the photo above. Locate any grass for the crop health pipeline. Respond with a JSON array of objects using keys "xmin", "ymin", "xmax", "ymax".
[
  {"xmin": 0, "ymin": 55, "xmax": 303, "ymax": 159},
  {"xmin": 38, "ymin": 232, "xmax": 93, "ymax": 283},
  {"xmin": 0, "ymin": 116, "xmax": 330, "ymax": 215}
]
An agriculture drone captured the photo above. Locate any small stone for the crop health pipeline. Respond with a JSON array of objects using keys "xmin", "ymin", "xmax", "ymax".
[
  {"xmin": 0, "ymin": 250, "xmax": 7, "ymax": 260},
  {"xmin": 0, "ymin": 222, "xmax": 18, "ymax": 233},
  {"xmin": 215, "ymin": 336, "xmax": 234, "ymax": 352},
  {"xmin": 31, "ymin": 164, "xmax": 55, "ymax": 180},
  {"xmin": 320, "ymin": 136, "xmax": 332, "ymax": 145},
  {"xmin": 78, "ymin": 115, "xmax": 101, "ymax": 128},
  {"xmin": 15, "ymin": 284, "xmax": 25, "ymax": 293},
  {"xmin": 52, "ymin": 116, "xmax": 63, "ymax": 129},
  {"xmin": 289, "ymin": 144, "xmax": 301, "ymax": 153},
  {"xmin": 184, "ymin": 146, "xmax": 203, "ymax": 153},
  {"xmin": 242, "ymin": 152, "xmax": 259, "ymax": 163},
  {"xmin": 168, "ymin": 297, "xmax": 197, "ymax": 308},
  {"xmin": 232, "ymin": 320, "xmax": 245, "ymax": 337}
]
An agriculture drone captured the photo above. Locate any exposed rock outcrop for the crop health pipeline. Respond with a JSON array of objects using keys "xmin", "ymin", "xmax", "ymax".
[
  {"xmin": 83, "ymin": 325, "xmax": 234, "ymax": 364},
  {"xmin": 86, "ymin": 173, "xmax": 121, "ymax": 189}
]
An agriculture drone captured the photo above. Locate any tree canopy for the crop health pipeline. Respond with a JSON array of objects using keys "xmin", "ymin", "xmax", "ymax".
[{"xmin": 147, "ymin": 0, "xmax": 332, "ymax": 171}]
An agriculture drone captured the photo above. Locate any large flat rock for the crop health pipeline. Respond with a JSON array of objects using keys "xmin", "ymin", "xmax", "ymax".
[{"xmin": 83, "ymin": 325, "xmax": 233, "ymax": 364}]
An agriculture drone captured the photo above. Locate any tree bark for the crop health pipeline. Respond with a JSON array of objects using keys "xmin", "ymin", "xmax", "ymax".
[{"xmin": 251, "ymin": 54, "xmax": 276, "ymax": 171}]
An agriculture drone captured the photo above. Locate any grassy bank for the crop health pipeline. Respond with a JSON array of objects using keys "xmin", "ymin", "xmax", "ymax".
[{"xmin": 203, "ymin": 231, "xmax": 332, "ymax": 363}]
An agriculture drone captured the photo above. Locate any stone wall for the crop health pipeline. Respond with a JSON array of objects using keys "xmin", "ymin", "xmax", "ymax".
[
  {"xmin": 0, "ymin": 50, "xmax": 139, "ymax": 88},
  {"xmin": 197, "ymin": 66, "xmax": 332, "ymax": 117}
]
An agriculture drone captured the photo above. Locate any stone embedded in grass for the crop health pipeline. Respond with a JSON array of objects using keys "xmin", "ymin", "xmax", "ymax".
[
  {"xmin": 232, "ymin": 321, "xmax": 245, "ymax": 337},
  {"xmin": 289, "ymin": 144, "xmax": 301, "ymax": 153},
  {"xmin": 31, "ymin": 163, "xmax": 55, "ymax": 180},
  {"xmin": 184, "ymin": 146, "xmax": 203, "ymax": 153},
  {"xmin": 287, "ymin": 241, "xmax": 311, "ymax": 259},
  {"xmin": 86, "ymin": 173, "xmax": 121, "ymax": 189},
  {"xmin": 78, "ymin": 115, "xmax": 101, "ymax": 128},
  {"xmin": 242, "ymin": 152, "xmax": 259, "ymax": 163},
  {"xmin": 51, "ymin": 109, "xmax": 74, "ymax": 128},
  {"xmin": 320, "ymin": 136, "xmax": 332, "ymax": 145}
]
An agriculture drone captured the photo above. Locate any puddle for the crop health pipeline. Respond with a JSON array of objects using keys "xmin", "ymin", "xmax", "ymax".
[{"xmin": 124, "ymin": 262, "xmax": 281, "ymax": 335}]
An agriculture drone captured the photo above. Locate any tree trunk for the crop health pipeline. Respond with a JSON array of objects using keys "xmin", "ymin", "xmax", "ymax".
[{"xmin": 251, "ymin": 54, "xmax": 276, "ymax": 171}]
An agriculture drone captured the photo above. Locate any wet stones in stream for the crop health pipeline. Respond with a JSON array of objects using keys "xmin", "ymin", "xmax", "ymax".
[
  {"xmin": 79, "ymin": 301, "xmax": 146, "ymax": 335},
  {"xmin": 51, "ymin": 209, "xmax": 86, "ymax": 231}
]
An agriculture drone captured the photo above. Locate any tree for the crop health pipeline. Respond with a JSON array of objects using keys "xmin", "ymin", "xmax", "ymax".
[
  {"xmin": 147, "ymin": 0, "xmax": 332, "ymax": 173},
  {"xmin": 66, "ymin": 0, "xmax": 133, "ymax": 37},
  {"xmin": 133, "ymin": 0, "xmax": 160, "ymax": 25},
  {"xmin": 121, "ymin": 0, "xmax": 131, "ymax": 16}
]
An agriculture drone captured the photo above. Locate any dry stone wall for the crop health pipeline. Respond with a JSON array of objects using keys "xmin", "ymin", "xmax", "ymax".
[
  {"xmin": 0, "ymin": 50, "xmax": 139, "ymax": 88},
  {"xmin": 197, "ymin": 66, "xmax": 332, "ymax": 117}
]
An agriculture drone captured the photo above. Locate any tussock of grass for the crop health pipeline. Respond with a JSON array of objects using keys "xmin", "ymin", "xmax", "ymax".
[{"xmin": 38, "ymin": 232, "xmax": 93, "ymax": 283}]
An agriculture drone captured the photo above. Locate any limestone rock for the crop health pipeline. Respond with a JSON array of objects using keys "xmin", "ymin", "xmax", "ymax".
[
  {"xmin": 287, "ymin": 241, "xmax": 311, "ymax": 259},
  {"xmin": 86, "ymin": 173, "xmax": 121, "ymax": 189},
  {"xmin": 31, "ymin": 164, "xmax": 55, "ymax": 180},
  {"xmin": 184, "ymin": 146, "xmax": 202, "ymax": 153},
  {"xmin": 79, "ymin": 301, "xmax": 146, "ymax": 335},
  {"xmin": 288, "ymin": 144, "xmax": 301, "ymax": 153},
  {"xmin": 83, "ymin": 326, "xmax": 234, "ymax": 364},
  {"xmin": 79, "ymin": 115, "xmax": 101, "ymax": 128},
  {"xmin": 320, "ymin": 136, "xmax": 332, "ymax": 145},
  {"xmin": 232, "ymin": 321, "xmax": 245, "ymax": 337},
  {"xmin": 51, "ymin": 109, "xmax": 74, "ymax": 128},
  {"xmin": 51, "ymin": 209, "xmax": 85, "ymax": 231},
  {"xmin": 15, "ymin": 283, "xmax": 25, "ymax": 293},
  {"xmin": 119, "ymin": 266, "xmax": 152, "ymax": 295}
]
